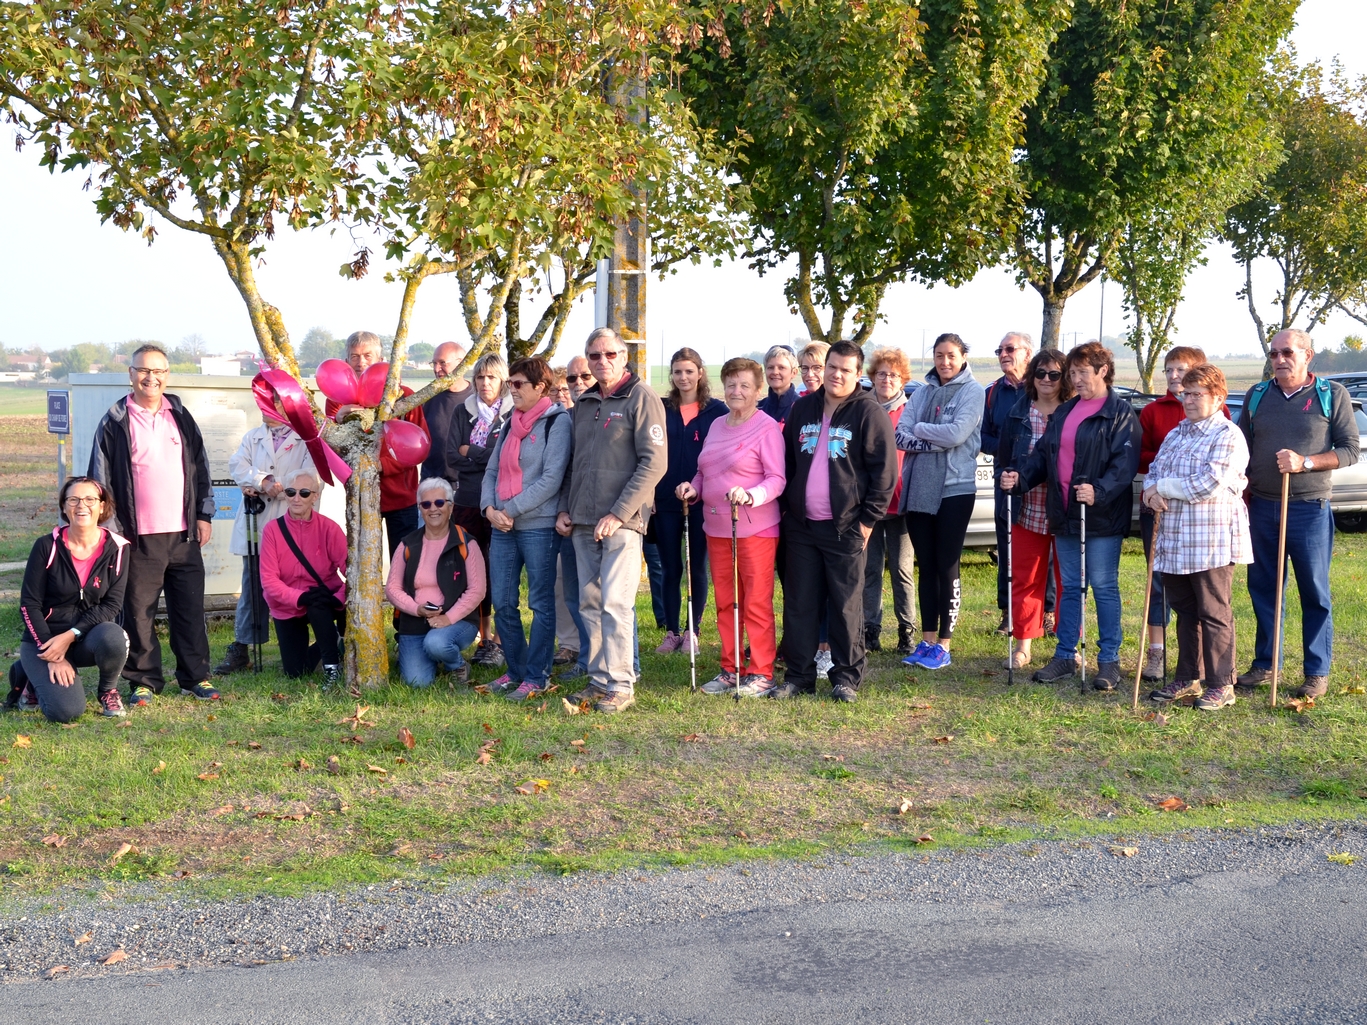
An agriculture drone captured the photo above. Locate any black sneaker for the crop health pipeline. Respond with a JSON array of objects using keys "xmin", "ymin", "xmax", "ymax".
[
  {"xmin": 1092, "ymin": 661, "xmax": 1122, "ymax": 692},
  {"xmin": 212, "ymin": 641, "xmax": 250, "ymax": 676},
  {"xmin": 770, "ymin": 681, "xmax": 810, "ymax": 700},
  {"xmin": 17, "ymin": 683, "xmax": 39, "ymax": 712},
  {"xmin": 831, "ymin": 683, "xmax": 858, "ymax": 703},
  {"xmin": 322, "ymin": 664, "xmax": 343, "ymax": 689},
  {"xmin": 181, "ymin": 682, "xmax": 221, "ymax": 701},
  {"xmin": 1235, "ymin": 665, "xmax": 1272, "ymax": 692},
  {"xmin": 864, "ymin": 627, "xmax": 881, "ymax": 652},
  {"xmin": 1031, "ymin": 656, "xmax": 1079, "ymax": 683},
  {"xmin": 896, "ymin": 628, "xmax": 914, "ymax": 655},
  {"xmin": 471, "ymin": 642, "xmax": 505, "ymax": 668}
]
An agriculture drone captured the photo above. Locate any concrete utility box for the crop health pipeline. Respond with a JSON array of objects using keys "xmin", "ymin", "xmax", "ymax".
[{"xmin": 69, "ymin": 374, "xmax": 346, "ymax": 596}]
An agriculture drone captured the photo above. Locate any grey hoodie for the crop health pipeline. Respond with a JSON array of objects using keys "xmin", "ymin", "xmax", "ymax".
[
  {"xmin": 896, "ymin": 363, "xmax": 984, "ymax": 514},
  {"xmin": 480, "ymin": 403, "xmax": 573, "ymax": 531}
]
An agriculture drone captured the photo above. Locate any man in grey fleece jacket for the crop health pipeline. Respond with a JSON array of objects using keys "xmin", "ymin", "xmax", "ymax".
[{"xmin": 556, "ymin": 328, "xmax": 667, "ymax": 713}]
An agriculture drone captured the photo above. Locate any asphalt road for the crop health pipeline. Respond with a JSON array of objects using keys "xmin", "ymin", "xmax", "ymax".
[{"xmin": 8, "ymin": 825, "xmax": 1367, "ymax": 1024}]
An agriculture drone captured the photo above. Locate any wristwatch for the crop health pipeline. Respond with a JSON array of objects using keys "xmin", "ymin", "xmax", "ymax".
[
  {"xmin": 70, "ymin": 627, "xmax": 82, "ymax": 639},
  {"xmin": 1304, "ymin": 456, "xmax": 1315, "ymax": 471}
]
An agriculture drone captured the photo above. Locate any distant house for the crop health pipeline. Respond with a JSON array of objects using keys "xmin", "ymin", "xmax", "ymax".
[{"xmin": 199, "ymin": 357, "xmax": 242, "ymax": 376}]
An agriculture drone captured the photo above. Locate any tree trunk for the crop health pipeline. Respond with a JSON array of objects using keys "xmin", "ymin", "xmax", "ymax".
[
  {"xmin": 1041, "ymin": 297, "xmax": 1066, "ymax": 350},
  {"xmin": 343, "ymin": 438, "xmax": 388, "ymax": 691}
]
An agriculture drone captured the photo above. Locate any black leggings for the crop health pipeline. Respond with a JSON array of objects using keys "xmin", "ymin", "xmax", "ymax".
[
  {"xmin": 652, "ymin": 510, "xmax": 709, "ymax": 634},
  {"xmin": 274, "ymin": 606, "xmax": 346, "ymax": 678},
  {"xmin": 19, "ymin": 621, "xmax": 129, "ymax": 723},
  {"xmin": 906, "ymin": 493, "xmax": 976, "ymax": 639}
]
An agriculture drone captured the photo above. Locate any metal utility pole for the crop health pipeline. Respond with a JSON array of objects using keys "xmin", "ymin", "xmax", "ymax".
[{"xmin": 604, "ymin": 70, "xmax": 649, "ymax": 383}]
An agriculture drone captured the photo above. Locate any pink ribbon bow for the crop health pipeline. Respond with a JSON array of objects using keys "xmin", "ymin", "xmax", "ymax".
[{"xmin": 251, "ymin": 370, "xmax": 352, "ymax": 487}]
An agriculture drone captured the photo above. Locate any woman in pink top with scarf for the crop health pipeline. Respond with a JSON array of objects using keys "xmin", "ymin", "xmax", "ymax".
[{"xmin": 676, "ymin": 357, "xmax": 786, "ymax": 696}]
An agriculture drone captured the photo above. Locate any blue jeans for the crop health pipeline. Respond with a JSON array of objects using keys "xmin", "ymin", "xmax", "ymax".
[
  {"xmin": 1247, "ymin": 496, "xmax": 1334, "ymax": 676},
  {"xmin": 1053, "ymin": 532, "xmax": 1124, "ymax": 664},
  {"xmin": 490, "ymin": 527, "xmax": 560, "ymax": 688},
  {"xmin": 396, "ymin": 621, "xmax": 479, "ymax": 687},
  {"xmin": 652, "ymin": 510, "xmax": 710, "ymax": 634}
]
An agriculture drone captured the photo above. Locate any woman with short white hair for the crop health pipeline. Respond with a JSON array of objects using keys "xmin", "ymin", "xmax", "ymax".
[{"xmin": 758, "ymin": 344, "xmax": 801, "ymax": 427}]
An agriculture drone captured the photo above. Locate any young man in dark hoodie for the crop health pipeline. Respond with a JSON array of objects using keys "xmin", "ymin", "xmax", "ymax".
[{"xmin": 772, "ymin": 341, "xmax": 897, "ymax": 702}]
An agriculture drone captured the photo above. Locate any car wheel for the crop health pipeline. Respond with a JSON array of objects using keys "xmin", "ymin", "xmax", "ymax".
[{"xmin": 1334, "ymin": 512, "xmax": 1366, "ymax": 533}]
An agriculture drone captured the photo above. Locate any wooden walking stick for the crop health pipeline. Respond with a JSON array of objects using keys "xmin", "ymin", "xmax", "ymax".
[
  {"xmin": 1270, "ymin": 471, "xmax": 1290, "ymax": 708},
  {"xmin": 1132, "ymin": 509, "xmax": 1163, "ymax": 710}
]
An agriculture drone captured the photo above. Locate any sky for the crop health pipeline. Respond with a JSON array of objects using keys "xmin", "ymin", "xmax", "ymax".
[{"xmin": 1, "ymin": 0, "xmax": 1363, "ymax": 369}]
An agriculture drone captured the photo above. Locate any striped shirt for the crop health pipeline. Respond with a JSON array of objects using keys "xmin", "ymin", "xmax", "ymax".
[
  {"xmin": 1143, "ymin": 414, "xmax": 1252, "ymax": 575},
  {"xmin": 1018, "ymin": 404, "xmax": 1052, "ymax": 535}
]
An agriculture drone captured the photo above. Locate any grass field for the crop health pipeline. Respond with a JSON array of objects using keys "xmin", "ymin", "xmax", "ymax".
[
  {"xmin": 0, "ymin": 385, "xmax": 53, "ymax": 417},
  {"xmin": 2, "ymin": 525, "xmax": 1365, "ymax": 902}
]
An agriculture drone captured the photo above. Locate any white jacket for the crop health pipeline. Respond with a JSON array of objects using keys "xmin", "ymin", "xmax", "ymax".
[{"xmin": 227, "ymin": 423, "xmax": 318, "ymax": 555}]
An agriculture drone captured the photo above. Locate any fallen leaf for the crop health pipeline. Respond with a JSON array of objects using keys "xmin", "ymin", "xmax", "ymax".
[
  {"xmin": 821, "ymin": 754, "xmax": 845, "ymax": 762},
  {"xmin": 226, "ymin": 740, "xmax": 239, "ymax": 747},
  {"xmin": 1328, "ymin": 852, "xmax": 1357, "ymax": 865},
  {"xmin": 539, "ymin": 752, "xmax": 553, "ymax": 761},
  {"xmin": 207, "ymin": 805, "xmax": 234, "ymax": 817},
  {"xmin": 897, "ymin": 799, "xmax": 913, "ymax": 815},
  {"xmin": 398, "ymin": 726, "xmax": 416, "ymax": 750},
  {"xmin": 102, "ymin": 949, "xmax": 127, "ymax": 965},
  {"xmin": 13, "ymin": 735, "xmax": 31, "ymax": 749},
  {"xmin": 514, "ymin": 784, "xmax": 533, "ymax": 795},
  {"xmin": 44, "ymin": 965, "xmax": 69, "ymax": 980},
  {"xmin": 388, "ymin": 841, "xmax": 413, "ymax": 857},
  {"xmin": 74, "ymin": 931, "xmax": 92, "ymax": 946},
  {"xmin": 1284, "ymin": 696, "xmax": 1316, "ymax": 713},
  {"xmin": 1144, "ymin": 711, "xmax": 1170, "ymax": 726},
  {"xmin": 908, "ymin": 703, "xmax": 933, "ymax": 710},
  {"xmin": 366, "ymin": 764, "xmax": 388, "ymax": 775},
  {"xmin": 339, "ymin": 705, "xmax": 374, "ymax": 728},
  {"xmin": 475, "ymin": 750, "xmax": 492, "ymax": 765},
  {"xmin": 247, "ymin": 741, "xmax": 262, "ymax": 750},
  {"xmin": 196, "ymin": 772, "xmax": 219, "ymax": 781},
  {"xmin": 117, "ymin": 720, "xmax": 131, "ymax": 728},
  {"xmin": 326, "ymin": 756, "xmax": 341, "ymax": 775},
  {"xmin": 681, "ymin": 733, "xmax": 701, "ymax": 742},
  {"xmin": 931, "ymin": 735, "xmax": 954, "ymax": 745},
  {"xmin": 206, "ymin": 761, "xmax": 222, "ymax": 769},
  {"xmin": 1156, "ymin": 796, "xmax": 1188, "ymax": 812},
  {"xmin": 394, "ymin": 756, "xmax": 406, "ymax": 764},
  {"xmin": 915, "ymin": 834, "xmax": 935, "ymax": 845},
  {"xmin": 1340, "ymin": 685, "xmax": 1366, "ymax": 695},
  {"xmin": 109, "ymin": 843, "xmax": 138, "ymax": 865},
  {"xmin": 340, "ymin": 734, "xmax": 364, "ymax": 744},
  {"xmin": 172, "ymin": 869, "xmax": 192, "ymax": 880},
  {"xmin": 152, "ymin": 761, "xmax": 166, "ymax": 775},
  {"xmin": 472, "ymin": 684, "xmax": 491, "ymax": 695},
  {"xmin": 1110, "ymin": 845, "xmax": 1139, "ymax": 858},
  {"xmin": 734, "ymin": 830, "xmax": 748, "ymax": 839},
  {"xmin": 560, "ymin": 697, "xmax": 582, "ymax": 715},
  {"xmin": 482, "ymin": 722, "xmax": 494, "ymax": 733},
  {"xmin": 272, "ymin": 692, "xmax": 287, "ymax": 702},
  {"xmin": 41, "ymin": 834, "xmax": 68, "ymax": 848},
  {"xmin": 295, "ymin": 758, "xmax": 310, "ymax": 771},
  {"xmin": 478, "ymin": 739, "xmax": 499, "ymax": 751},
  {"xmin": 515, "ymin": 778, "xmax": 552, "ymax": 795},
  {"xmin": 205, "ymin": 714, "xmax": 216, "ymax": 722},
  {"xmin": 567, "ymin": 765, "xmax": 579, "ymax": 774}
]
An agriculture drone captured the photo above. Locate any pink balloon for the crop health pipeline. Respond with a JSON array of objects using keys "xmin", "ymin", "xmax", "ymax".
[
  {"xmin": 315, "ymin": 359, "xmax": 357, "ymax": 406},
  {"xmin": 357, "ymin": 362, "xmax": 390, "ymax": 408},
  {"xmin": 381, "ymin": 418, "xmax": 430, "ymax": 468}
]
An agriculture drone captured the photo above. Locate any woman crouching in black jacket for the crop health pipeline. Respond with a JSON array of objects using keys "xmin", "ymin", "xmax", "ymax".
[{"xmin": 15, "ymin": 477, "xmax": 131, "ymax": 721}]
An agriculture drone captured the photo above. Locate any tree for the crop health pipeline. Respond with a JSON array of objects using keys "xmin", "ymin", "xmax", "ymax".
[
  {"xmin": 1014, "ymin": 0, "xmax": 1297, "ymax": 349},
  {"xmin": 1345, "ymin": 334, "xmax": 1365, "ymax": 352},
  {"xmin": 299, "ymin": 326, "xmax": 343, "ymax": 366},
  {"xmin": 1111, "ymin": 223, "xmax": 1207, "ymax": 393},
  {"xmin": 679, "ymin": 0, "xmax": 1069, "ymax": 344},
  {"xmin": 408, "ymin": 342, "xmax": 435, "ymax": 364},
  {"xmin": 1226, "ymin": 57, "xmax": 1367, "ymax": 360}
]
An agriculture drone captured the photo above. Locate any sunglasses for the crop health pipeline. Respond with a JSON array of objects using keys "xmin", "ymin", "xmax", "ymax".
[
  {"xmin": 1269, "ymin": 347, "xmax": 1303, "ymax": 359},
  {"xmin": 508, "ymin": 379, "xmax": 534, "ymax": 390},
  {"xmin": 995, "ymin": 347, "xmax": 1020, "ymax": 356},
  {"xmin": 419, "ymin": 499, "xmax": 448, "ymax": 509},
  {"xmin": 1033, "ymin": 369, "xmax": 1063, "ymax": 381},
  {"xmin": 586, "ymin": 350, "xmax": 625, "ymax": 362},
  {"xmin": 567, "ymin": 373, "xmax": 593, "ymax": 383},
  {"xmin": 283, "ymin": 488, "xmax": 315, "ymax": 498}
]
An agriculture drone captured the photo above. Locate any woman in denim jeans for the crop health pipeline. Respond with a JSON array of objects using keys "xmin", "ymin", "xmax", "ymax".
[
  {"xmin": 481, "ymin": 356, "xmax": 573, "ymax": 701},
  {"xmin": 385, "ymin": 478, "xmax": 485, "ymax": 687}
]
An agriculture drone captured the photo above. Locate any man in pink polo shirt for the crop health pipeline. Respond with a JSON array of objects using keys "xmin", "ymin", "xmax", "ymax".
[{"xmin": 89, "ymin": 344, "xmax": 218, "ymax": 706}]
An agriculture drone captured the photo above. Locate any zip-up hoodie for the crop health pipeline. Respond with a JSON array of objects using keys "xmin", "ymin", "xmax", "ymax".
[
  {"xmin": 20, "ymin": 527, "xmax": 131, "ymax": 645},
  {"xmin": 480, "ymin": 403, "xmax": 573, "ymax": 531},
  {"xmin": 896, "ymin": 363, "xmax": 984, "ymax": 514},
  {"xmin": 781, "ymin": 386, "xmax": 897, "ymax": 536},
  {"xmin": 558, "ymin": 371, "xmax": 667, "ymax": 533},
  {"xmin": 88, "ymin": 394, "xmax": 215, "ymax": 540}
]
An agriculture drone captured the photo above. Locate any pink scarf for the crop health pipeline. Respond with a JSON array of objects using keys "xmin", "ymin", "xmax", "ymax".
[{"xmin": 497, "ymin": 396, "xmax": 553, "ymax": 501}]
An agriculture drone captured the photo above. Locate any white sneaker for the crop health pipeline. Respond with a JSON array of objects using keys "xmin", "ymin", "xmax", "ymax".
[{"xmin": 815, "ymin": 649, "xmax": 834, "ymax": 680}]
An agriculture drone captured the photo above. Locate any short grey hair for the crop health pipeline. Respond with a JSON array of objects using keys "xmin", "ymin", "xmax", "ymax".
[
  {"xmin": 417, "ymin": 476, "xmax": 454, "ymax": 503},
  {"xmin": 764, "ymin": 344, "xmax": 800, "ymax": 371},
  {"xmin": 1000, "ymin": 331, "xmax": 1033, "ymax": 351},
  {"xmin": 130, "ymin": 343, "xmax": 168, "ymax": 364},
  {"xmin": 586, "ymin": 326, "xmax": 622, "ymax": 351},
  {"xmin": 346, "ymin": 330, "xmax": 382, "ymax": 353},
  {"xmin": 283, "ymin": 468, "xmax": 319, "ymax": 489}
]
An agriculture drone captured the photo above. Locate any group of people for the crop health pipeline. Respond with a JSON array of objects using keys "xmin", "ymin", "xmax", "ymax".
[{"xmin": 10, "ymin": 323, "xmax": 1356, "ymax": 722}]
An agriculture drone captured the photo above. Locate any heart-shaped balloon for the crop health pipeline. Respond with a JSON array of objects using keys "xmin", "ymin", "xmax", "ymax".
[
  {"xmin": 315, "ymin": 359, "xmax": 357, "ymax": 406},
  {"xmin": 357, "ymin": 362, "xmax": 390, "ymax": 408},
  {"xmin": 380, "ymin": 418, "xmax": 430, "ymax": 468}
]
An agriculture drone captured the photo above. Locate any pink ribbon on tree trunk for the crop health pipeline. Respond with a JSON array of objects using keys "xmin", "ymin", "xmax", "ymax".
[{"xmin": 251, "ymin": 369, "xmax": 352, "ymax": 487}]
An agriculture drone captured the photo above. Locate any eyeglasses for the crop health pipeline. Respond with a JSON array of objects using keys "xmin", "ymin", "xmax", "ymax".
[
  {"xmin": 872, "ymin": 371, "xmax": 902, "ymax": 381},
  {"xmin": 1269, "ymin": 347, "xmax": 1303, "ymax": 359},
  {"xmin": 1033, "ymin": 369, "xmax": 1063, "ymax": 381},
  {"xmin": 419, "ymin": 499, "xmax": 448, "ymax": 509},
  {"xmin": 799, "ymin": 364, "xmax": 824, "ymax": 374},
  {"xmin": 65, "ymin": 496, "xmax": 101, "ymax": 507},
  {"xmin": 508, "ymin": 379, "xmax": 533, "ymax": 390},
  {"xmin": 131, "ymin": 366, "xmax": 169, "ymax": 377},
  {"xmin": 283, "ymin": 488, "xmax": 315, "ymax": 498},
  {"xmin": 586, "ymin": 350, "xmax": 625, "ymax": 362},
  {"xmin": 567, "ymin": 373, "xmax": 593, "ymax": 383},
  {"xmin": 995, "ymin": 347, "xmax": 1020, "ymax": 356}
]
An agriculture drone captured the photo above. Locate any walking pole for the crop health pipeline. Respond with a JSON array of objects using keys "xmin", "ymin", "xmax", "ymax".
[
  {"xmin": 1005, "ymin": 490, "xmax": 1015, "ymax": 686},
  {"xmin": 1270, "ymin": 471, "xmax": 1291, "ymax": 708},
  {"xmin": 683, "ymin": 497, "xmax": 697, "ymax": 693},
  {"xmin": 731, "ymin": 498, "xmax": 742, "ymax": 703},
  {"xmin": 1132, "ymin": 510, "xmax": 1163, "ymax": 711},
  {"xmin": 1079, "ymin": 495, "xmax": 1088, "ymax": 695},
  {"xmin": 244, "ymin": 494, "xmax": 267, "ymax": 673}
]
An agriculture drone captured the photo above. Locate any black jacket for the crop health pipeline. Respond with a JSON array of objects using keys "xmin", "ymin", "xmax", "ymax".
[
  {"xmin": 654, "ymin": 397, "xmax": 727, "ymax": 511},
  {"xmin": 757, "ymin": 386, "xmax": 800, "ymax": 428},
  {"xmin": 392, "ymin": 525, "xmax": 480, "ymax": 635},
  {"xmin": 447, "ymin": 395, "xmax": 512, "ymax": 508},
  {"xmin": 1012, "ymin": 389, "xmax": 1141, "ymax": 538},
  {"xmin": 20, "ymin": 527, "xmax": 131, "ymax": 645},
  {"xmin": 781, "ymin": 387, "xmax": 897, "ymax": 536},
  {"xmin": 995, "ymin": 392, "xmax": 1056, "ymax": 526},
  {"xmin": 984, "ymin": 375, "xmax": 1027, "ymax": 516},
  {"xmin": 88, "ymin": 394, "xmax": 215, "ymax": 540}
]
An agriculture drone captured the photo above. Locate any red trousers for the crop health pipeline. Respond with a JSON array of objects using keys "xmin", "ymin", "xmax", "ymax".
[
  {"xmin": 1010, "ymin": 524, "xmax": 1063, "ymax": 640},
  {"xmin": 707, "ymin": 534, "xmax": 779, "ymax": 677}
]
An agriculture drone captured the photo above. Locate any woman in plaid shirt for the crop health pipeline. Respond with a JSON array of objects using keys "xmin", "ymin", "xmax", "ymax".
[{"xmin": 1142, "ymin": 364, "xmax": 1252, "ymax": 711}]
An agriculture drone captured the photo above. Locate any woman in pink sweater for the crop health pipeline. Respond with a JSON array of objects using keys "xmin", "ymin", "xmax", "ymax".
[
  {"xmin": 676, "ymin": 357, "xmax": 786, "ymax": 696},
  {"xmin": 259, "ymin": 470, "xmax": 348, "ymax": 685}
]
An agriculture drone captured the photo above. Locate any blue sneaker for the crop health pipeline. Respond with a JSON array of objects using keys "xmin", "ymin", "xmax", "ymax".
[
  {"xmin": 919, "ymin": 643, "xmax": 952, "ymax": 670},
  {"xmin": 902, "ymin": 641, "xmax": 932, "ymax": 667}
]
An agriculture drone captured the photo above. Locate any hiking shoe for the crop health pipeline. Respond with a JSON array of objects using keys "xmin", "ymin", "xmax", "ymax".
[
  {"xmin": 831, "ymin": 683, "xmax": 858, "ymax": 703},
  {"xmin": 702, "ymin": 670, "xmax": 738, "ymax": 695},
  {"xmin": 487, "ymin": 673, "xmax": 516, "ymax": 694},
  {"xmin": 505, "ymin": 680, "xmax": 542, "ymax": 702},
  {"xmin": 815, "ymin": 649, "xmax": 833, "ymax": 680},
  {"xmin": 1042, "ymin": 612, "xmax": 1056, "ymax": 637},
  {"xmin": 769, "ymin": 681, "xmax": 810, "ymax": 700},
  {"xmin": 129, "ymin": 686, "xmax": 155, "ymax": 708},
  {"xmin": 994, "ymin": 613, "xmax": 1011, "ymax": 636},
  {"xmin": 1142, "ymin": 646, "xmax": 1166, "ymax": 681},
  {"xmin": 918, "ymin": 644, "xmax": 952, "ymax": 670},
  {"xmin": 736, "ymin": 674, "xmax": 775, "ymax": 698},
  {"xmin": 595, "ymin": 691, "xmax": 635, "ymax": 714},
  {"xmin": 322, "ymin": 664, "xmax": 343, "ymax": 689},
  {"xmin": 1197, "ymin": 684, "xmax": 1236, "ymax": 711},
  {"xmin": 1235, "ymin": 665, "xmax": 1272, "ymax": 691},
  {"xmin": 471, "ymin": 642, "xmax": 505, "ymax": 668},
  {"xmin": 568, "ymin": 682, "xmax": 607, "ymax": 705},
  {"xmin": 448, "ymin": 663, "xmax": 471, "ymax": 687},
  {"xmin": 1296, "ymin": 676, "xmax": 1329, "ymax": 699},
  {"xmin": 896, "ymin": 628, "xmax": 914, "ymax": 655},
  {"xmin": 1032, "ymin": 657, "xmax": 1079, "ymax": 683},
  {"xmin": 552, "ymin": 646, "xmax": 577, "ymax": 666},
  {"xmin": 98, "ymin": 690, "xmax": 127, "ymax": 718},
  {"xmin": 17, "ymin": 683, "xmax": 39, "ymax": 712},
  {"xmin": 1149, "ymin": 679, "xmax": 1202, "ymax": 704},
  {"xmin": 902, "ymin": 641, "xmax": 932, "ymax": 667},
  {"xmin": 212, "ymin": 641, "xmax": 251, "ymax": 676},
  {"xmin": 864, "ymin": 627, "xmax": 882, "ymax": 652},
  {"xmin": 655, "ymin": 631, "xmax": 682, "ymax": 654},
  {"xmin": 181, "ymin": 682, "xmax": 221, "ymax": 701},
  {"xmin": 1092, "ymin": 661, "xmax": 1122, "ymax": 692}
]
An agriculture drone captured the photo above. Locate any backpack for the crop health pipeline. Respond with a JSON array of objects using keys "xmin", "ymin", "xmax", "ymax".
[{"xmin": 1245, "ymin": 377, "xmax": 1333, "ymax": 421}]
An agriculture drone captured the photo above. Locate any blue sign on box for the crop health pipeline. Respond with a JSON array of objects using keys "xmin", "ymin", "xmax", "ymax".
[
  {"xmin": 213, "ymin": 483, "xmax": 243, "ymax": 521},
  {"xmin": 47, "ymin": 390, "xmax": 69, "ymax": 434}
]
